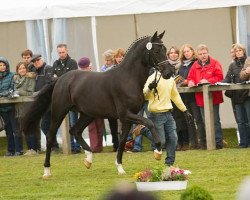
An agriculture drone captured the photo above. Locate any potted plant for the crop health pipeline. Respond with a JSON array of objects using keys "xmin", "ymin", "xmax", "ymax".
[{"xmin": 133, "ymin": 166, "xmax": 191, "ymax": 191}]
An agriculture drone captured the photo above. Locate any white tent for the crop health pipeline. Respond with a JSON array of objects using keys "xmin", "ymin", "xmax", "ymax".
[
  {"xmin": 0, "ymin": 0, "xmax": 250, "ymax": 22},
  {"xmin": 0, "ymin": 1, "xmax": 250, "ymax": 129}
]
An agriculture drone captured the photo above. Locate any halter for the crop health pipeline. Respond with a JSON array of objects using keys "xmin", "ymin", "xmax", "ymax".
[{"xmin": 146, "ymin": 41, "xmax": 168, "ymax": 100}]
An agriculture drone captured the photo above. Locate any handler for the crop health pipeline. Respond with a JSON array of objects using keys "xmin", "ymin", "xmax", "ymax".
[{"xmin": 143, "ymin": 70, "xmax": 192, "ymax": 167}]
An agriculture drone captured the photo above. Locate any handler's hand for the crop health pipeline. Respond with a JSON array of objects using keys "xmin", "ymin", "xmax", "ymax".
[
  {"xmin": 183, "ymin": 110, "xmax": 193, "ymax": 125},
  {"xmin": 148, "ymin": 80, "xmax": 158, "ymax": 90}
]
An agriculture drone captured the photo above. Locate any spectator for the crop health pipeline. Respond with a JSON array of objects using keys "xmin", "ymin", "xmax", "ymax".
[
  {"xmin": 168, "ymin": 46, "xmax": 190, "ymax": 150},
  {"xmin": 143, "ymin": 69, "xmax": 192, "ymax": 166},
  {"xmin": 52, "ymin": 43, "xmax": 80, "ymax": 153},
  {"xmin": 187, "ymin": 44, "xmax": 224, "ymax": 149},
  {"xmin": 78, "ymin": 57, "xmax": 105, "ymax": 152},
  {"xmin": 101, "ymin": 49, "xmax": 115, "ymax": 71},
  {"xmin": 21, "ymin": 49, "xmax": 33, "ymax": 65},
  {"xmin": 167, "ymin": 46, "xmax": 181, "ymax": 75},
  {"xmin": 101, "ymin": 49, "xmax": 119, "ymax": 152},
  {"xmin": 0, "ymin": 57, "xmax": 23, "ymax": 156},
  {"xmin": 13, "ymin": 62, "xmax": 37, "ymax": 155},
  {"xmin": 114, "ymin": 48, "xmax": 125, "ymax": 65},
  {"xmin": 178, "ymin": 44, "xmax": 204, "ymax": 149},
  {"xmin": 222, "ymin": 44, "xmax": 249, "ymax": 148},
  {"xmin": 29, "ymin": 54, "xmax": 59, "ymax": 151},
  {"xmin": 239, "ymin": 57, "xmax": 250, "ymax": 147}
]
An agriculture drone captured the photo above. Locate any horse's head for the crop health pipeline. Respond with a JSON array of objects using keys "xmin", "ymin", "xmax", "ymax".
[{"xmin": 145, "ymin": 31, "xmax": 174, "ymax": 79}]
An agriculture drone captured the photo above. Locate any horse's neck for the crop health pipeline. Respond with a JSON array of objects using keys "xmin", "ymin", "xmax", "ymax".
[{"xmin": 120, "ymin": 60, "xmax": 150, "ymax": 89}]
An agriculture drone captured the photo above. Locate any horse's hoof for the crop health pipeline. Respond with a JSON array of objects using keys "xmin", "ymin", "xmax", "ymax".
[
  {"xmin": 154, "ymin": 149, "xmax": 162, "ymax": 160},
  {"xmin": 42, "ymin": 174, "xmax": 52, "ymax": 179},
  {"xmin": 115, "ymin": 161, "xmax": 126, "ymax": 175},
  {"xmin": 118, "ymin": 170, "xmax": 126, "ymax": 175},
  {"xmin": 84, "ymin": 159, "xmax": 92, "ymax": 169}
]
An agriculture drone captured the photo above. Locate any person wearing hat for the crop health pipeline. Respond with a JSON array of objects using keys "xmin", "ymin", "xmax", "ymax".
[
  {"xmin": 28, "ymin": 54, "xmax": 59, "ymax": 152},
  {"xmin": 0, "ymin": 57, "xmax": 23, "ymax": 156},
  {"xmin": 52, "ymin": 44, "xmax": 80, "ymax": 154},
  {"xmin": 78, "ymin": 57, "xmax": 104, "ymax": 152}
]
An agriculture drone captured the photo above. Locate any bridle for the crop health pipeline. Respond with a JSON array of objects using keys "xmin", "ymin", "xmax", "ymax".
[{"xmin": 146, "ymin": 41, "xmax": 169, "ymax": 100}]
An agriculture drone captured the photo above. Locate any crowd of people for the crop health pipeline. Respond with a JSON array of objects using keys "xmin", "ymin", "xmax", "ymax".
[{"xmin": 0, "ymin": 42, "xmax": 250, "ymax": 169}]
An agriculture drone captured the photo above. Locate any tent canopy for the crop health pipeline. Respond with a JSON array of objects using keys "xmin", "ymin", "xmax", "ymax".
[{"xmin": 1, "ymin": 0, "xmax": 250, "ymax": 22}]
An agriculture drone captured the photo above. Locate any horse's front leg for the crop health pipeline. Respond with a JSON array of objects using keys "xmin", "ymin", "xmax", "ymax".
[
  {"xmin": 116, "ymin": 122, "xmax": 131, "ymax": 175},
  {"xmin": 123, "ymin": 112, "xmax": 162, "ymax": 160}
]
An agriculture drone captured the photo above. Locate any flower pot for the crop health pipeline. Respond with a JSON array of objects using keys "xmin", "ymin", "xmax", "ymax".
[{"xmin": 135, "ymin": 180, "xmax": 187, "ymax": 191}]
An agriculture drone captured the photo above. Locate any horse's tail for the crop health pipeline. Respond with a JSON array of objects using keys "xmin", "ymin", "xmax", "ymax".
[{"xmin": 22, "ymin": 80, "xmax": 57, "ymax": 135}]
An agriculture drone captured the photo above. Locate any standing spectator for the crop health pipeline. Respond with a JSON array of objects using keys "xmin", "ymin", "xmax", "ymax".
[
  {"xmin": 101, "ymin": 49, "xmax": 119, "ymax": 151},
  {"xmin": 78, "ymin": 57, "xmax": 105, "ymax": 152},
  {"xmin": 13, "ymin": 62, "xmax": 37, "ymax": 155},
  {"xmin": 52, "ymin": 44, "xmax": 80, "ymax": 153},
  {"xmin": 114, "ymin": 48, "xmax": 125, "ymax": 65},
  {"xmin": 143, "ymin": 70, "xmax": 192, "ymax": 166},
  {"xmin": 168, "ymin": 46, "xmax": 189, "ymax": 150},
  {"xmin": 0, "ymin": 57, "xmax": 23, "ymax": 156},
  {"xmin": 222, "ymin": 44, "xmax": 249, "ymax": 148},
  {"xmin": 239, "ymin": 57, "xmax": 250, "ymax": 147},
  {"xmin": 167, "ymin": 46, "xmax": 181, "ymax": 75},
  {"xmin": 178, "ymin": 44, "xmax": 204, "ymax": 149},
  {"xmin": 29, "ymin": 54, "xmax": 59, "ymax": 151},
  {"xmin": 187, "ymin": 44, "xmax": 224, "ymax": 149},
  {"xmin": 21, "ymin": 49, "xmax": 33, "ymax": 65},
  {"xmin": 101, "ymin": 49, "xmax": 115, "ymax": 71}
]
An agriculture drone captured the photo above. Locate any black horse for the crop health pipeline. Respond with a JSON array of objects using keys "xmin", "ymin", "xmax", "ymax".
[{"xmin": 23, "ymin": 31, "xmax": 174, "ymax": 177}]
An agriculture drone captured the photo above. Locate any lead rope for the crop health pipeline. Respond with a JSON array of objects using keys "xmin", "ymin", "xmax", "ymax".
[{"xmin": 153, "ymin": 70, "xmax": 162, "ymax": 100}]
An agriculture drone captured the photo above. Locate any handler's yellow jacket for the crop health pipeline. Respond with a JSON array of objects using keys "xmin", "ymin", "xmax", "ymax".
[{"xmin": 143, "ymin": 72, "xmax": 187, "ymax": 113}]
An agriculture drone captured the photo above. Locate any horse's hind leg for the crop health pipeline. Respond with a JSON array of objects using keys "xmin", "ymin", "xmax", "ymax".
[{"xmin": 70, "ymin": 114, "xmax": 94, "ymax": 169}]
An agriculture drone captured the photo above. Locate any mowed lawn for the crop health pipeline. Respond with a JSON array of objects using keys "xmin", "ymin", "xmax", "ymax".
[{"xmin": 0, "ymin": 129, "xmax": 250, "ymax": 200}]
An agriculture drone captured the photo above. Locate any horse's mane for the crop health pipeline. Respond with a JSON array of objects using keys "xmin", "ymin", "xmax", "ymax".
[{"xmin": 117, "ymin": 35, "xmax": 150, "ymax": 66}]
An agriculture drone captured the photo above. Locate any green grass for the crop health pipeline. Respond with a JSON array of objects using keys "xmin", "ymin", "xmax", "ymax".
[{"xmin": 0, "ymin": 129, "xmax": 249, "ymax": 200}]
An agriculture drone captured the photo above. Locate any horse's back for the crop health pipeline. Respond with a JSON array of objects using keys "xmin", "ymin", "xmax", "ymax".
[{"xmin": 53, "ymin": 70, "xmax": 119, "ymax": 118}]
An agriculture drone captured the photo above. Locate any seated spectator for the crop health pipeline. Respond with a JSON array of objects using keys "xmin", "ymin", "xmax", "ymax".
[
  {"xmin": 0, "ymin": 57, "xmax": 23, "ymax": 156},
  {"xmin": 14, "ymin": 62, "xmax": 37, "ymax": 155}
]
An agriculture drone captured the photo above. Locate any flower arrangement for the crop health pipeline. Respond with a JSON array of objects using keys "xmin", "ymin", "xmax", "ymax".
[{"xmin": 133, "ymin": 166, "xmax": 191, "ymax": 182}]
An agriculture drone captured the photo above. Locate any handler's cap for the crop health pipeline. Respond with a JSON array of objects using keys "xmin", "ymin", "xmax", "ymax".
[
  {"xmin": 78, "ymin": 57, "xmax": 91, "ymax": 68},
  {"xmin": 31, "ymin": 54, "xmax": 42, "ymax": 62}
]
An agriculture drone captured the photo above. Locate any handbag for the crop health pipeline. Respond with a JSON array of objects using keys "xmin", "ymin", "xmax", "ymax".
[{"xmin": 0, "ymin": 115, "xmax": 5, "ymax": 132}]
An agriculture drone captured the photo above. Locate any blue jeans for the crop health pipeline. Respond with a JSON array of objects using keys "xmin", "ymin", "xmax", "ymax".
[
  {"xmin": 1, "ymin": 110, "xmax": 23, "ymax": 153},
  {"xmin": 243, "ymin": 97, "xmax": 250, "ymax": 145},
  {"xmin": 149, "ymin": 112, "xmax": 178, "ymax": 166},
  {"xmin": 200, "ymin": 104, "xmax": 223, "ymax": 147},
  {"xmin": 235, "ymin": 103, "xmax": 250, "ymax": 147},
  {"xmin": 133, "ymin": 127, "xmax": 156, "ymax": 151},
  {"xmin": 69, "ymin": 111, "xmax": 81, "ymax": 151}
]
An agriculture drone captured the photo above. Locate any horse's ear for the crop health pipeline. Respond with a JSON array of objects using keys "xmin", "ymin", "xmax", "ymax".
[
  {"xmin": 158, "ymin": 30, "xmax": 165, "ymax": 39},
  {"xmin": 150, "ymin": 31, "xmax": 158, "ymax": 42}
]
